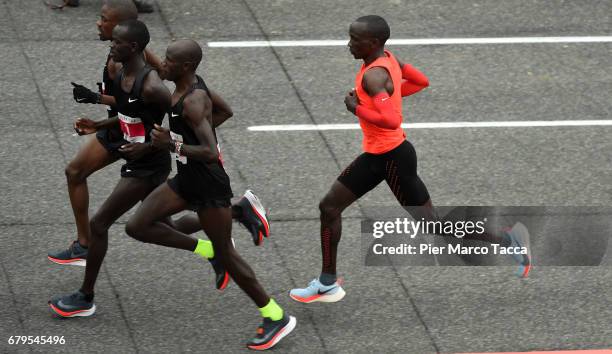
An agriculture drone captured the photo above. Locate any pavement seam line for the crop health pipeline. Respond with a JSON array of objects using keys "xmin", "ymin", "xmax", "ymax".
[
  {"xmin": 391, "ymin": 264, "xmax": 441, "ymax": 354},
  {"xmin": 4, "ymin": 0, "xmax": 68, "ymax": 164},
  {"xmin": 237, "ymin": 0, "xmax": 344, "ymax": 174},
  {"xmin": 268, "ymin": 236, "xmax": 330, "ymax": 353},
  {"xmin": 232, "ymin": 7, "xmax": 441, "ymax": 349},
  {"xmin": 4, "ymin": 2, "xmax": 139, "ymax": 349},
  {"xmin": 0, "ymin": 260, "xmax": 31, "ymax": 354},
  {"xmin": 103, "ymin": 263, "xmax": 140, "ymax": 354},
  {"xmin": 153, "ymin": 0, "xmax": 176, "ymax": 40},
  {"xmin": 237, "ymin": 4, "xmax": 440, "ymax": 353},
  {"xmin": 235, "ymin": 0, "xmax": 374, "ymax": 217},
  {"xmin": 213, "ymin": 132, "xmax": 249, "ymax": 185},
  {"xmin": 197, "ymin": 83, "xmax": 330, "ymax": 351},
  {"xmin": 228, "ymin": 4, "xmax": 330, "ymax": 351}
]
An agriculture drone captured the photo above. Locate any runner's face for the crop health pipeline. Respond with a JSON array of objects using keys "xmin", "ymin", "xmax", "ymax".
[
  {"xmin": 348, "ymin": 22, "xmax": 374, "ymax": 59},
  {"xmin": 109, "ymin": 27, "xmax": 135, "ymax": 63},
  {"xmin": 160, "ymin": 50, "xmax": 181, "ymax": 81},
  {"xmin": 97, "ymin": 6, "xmax": 119, "ymax": 41}
]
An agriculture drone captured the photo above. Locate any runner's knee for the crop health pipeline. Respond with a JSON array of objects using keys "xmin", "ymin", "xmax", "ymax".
[
  {"xmin": 89, "ymin": 214, "xmax": 111, "ymax": 238},
  {"xmin": 319, "ymin": 197, "xmax": 342, "ymax": 220},
  {"xmin": 125, "ymin": 217, "xmax": 149, "ymax": 243},
  {"xmin": 65, "ymin": 160, "xmax": 88, "ymax": 184}
]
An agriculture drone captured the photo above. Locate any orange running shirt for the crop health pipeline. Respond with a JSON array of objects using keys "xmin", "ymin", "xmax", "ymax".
[{"xmin": 355, "ymin": 50, "xmax": 405, "ymax": 154}]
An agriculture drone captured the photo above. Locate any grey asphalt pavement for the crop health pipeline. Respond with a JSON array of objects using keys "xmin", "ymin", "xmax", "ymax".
[{"xmin": 1, "ymin": 0, "xmax": 611, "ymax": 353}]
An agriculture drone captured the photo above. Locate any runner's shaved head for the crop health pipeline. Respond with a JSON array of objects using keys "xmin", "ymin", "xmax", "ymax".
[
  {"xmin": 167, "ymin": 39, "xmax": 203, "ymax": 70},
  {"xmin": 104, "ymin": 0, "xmax": 138, "ymax": 21},
  {"xmin": 355, "ymin": 15, "xmax": 390, "ymax": 44}
]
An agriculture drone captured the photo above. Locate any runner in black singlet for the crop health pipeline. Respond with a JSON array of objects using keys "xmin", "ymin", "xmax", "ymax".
[
  {"xmin": 123, "ymin": 39, "xmax": 296, "ymax": 351},
  {"xmin": 49, "ymin": 0, "xmax": 270, "ymax": 268},
  {"xmin": 49, "ymin": 20, "xmax": 233, "ymax": 319}
]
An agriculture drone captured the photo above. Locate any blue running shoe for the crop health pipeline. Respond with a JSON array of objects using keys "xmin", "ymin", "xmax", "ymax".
[
  {"xmin": 504, "ymin": 222, "xmax": 532, "ymax": 278},
  {"xmin": 49, "ymin": 290, "xmax": 95, "ymax": 317},
  {"xmin": 48, "ymin": 240, "xmax": 87, "ymax": 266},
  {"xmin": 289, "ymin": 278, "xmax": 345, "ymax": 303}
]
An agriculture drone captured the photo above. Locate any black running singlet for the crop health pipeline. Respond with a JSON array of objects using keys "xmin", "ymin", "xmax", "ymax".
[
  {"xmin": 112, "ymin": 65, "xmax": 171, "ymax": 177},
  {"xmin": 113, "ymin": 65, "xmax": 163, "ymax": 144},
  {"xmin": 167, "ymin": 75, "xmax": 232, "ymax": 204}
]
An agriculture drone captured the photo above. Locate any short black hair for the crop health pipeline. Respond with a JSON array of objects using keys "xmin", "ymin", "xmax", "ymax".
[
  {"xmin": 104, "ymin": 0, "xmax": 138, "ymax": 22},
  {"xmin": 117, "ymin": 19, "xmax": 150, "ymax": 51},
  {"xmin": 355, "ymin": 15, "xmax": 390, "ymax": 44}
]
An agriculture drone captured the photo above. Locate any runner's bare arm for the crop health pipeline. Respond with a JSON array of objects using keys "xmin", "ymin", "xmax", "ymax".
[
  {"xmin": 98, "ymin": 93, "xmax": 116, "ymax": 107},
  {"xmin": 141, "ymin": 70, "xmax": 172, "ymax": 120},
  {"xmin": 209, "ymin": 89, "xmax": 233, "ymax": 128},
  {"xmin": 179, "ymin": 90, "xmax": 218, "ymax": 162},
  {"xmin": 143, "ymin": 48, "xmax": 163, "ymax": 72},
  {"xmin": 73, "ymin": 117, "xmax": 119, "ymax": 135}
]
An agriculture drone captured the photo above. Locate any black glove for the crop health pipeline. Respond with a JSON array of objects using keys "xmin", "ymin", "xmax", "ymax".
[{"xmin": 71, "ymin": 82, "xmax": 101, "ymax": 104}]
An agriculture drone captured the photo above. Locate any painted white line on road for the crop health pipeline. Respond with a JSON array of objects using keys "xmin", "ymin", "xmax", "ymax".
[
  {"xmin": 247, "ymin": 120, "xmax": 612, "ymax": 131},
  {"xmin": 209, "ymin": 36, "xmax": 612, "ymax": 48}
]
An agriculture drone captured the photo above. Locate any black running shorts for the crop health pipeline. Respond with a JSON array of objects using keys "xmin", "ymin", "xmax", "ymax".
[
  {"xmin": 96, "ymin": 128, "xmax": 171, "ymax": 182},
  {"xmin": 337, "ymin": 140, "xmax": 430, "ymax": 206},
  {"xmin": 167, "ymin": 176, "xmax": 232, "ymax": 211}
]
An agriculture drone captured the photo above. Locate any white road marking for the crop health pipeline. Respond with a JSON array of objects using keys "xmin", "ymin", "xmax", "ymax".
[
  {"xmin": 208, "ymin": 36, "xmax": 612, "ymax": 48},
  {"xmin": 248, "ymin": 120, "xmax": 612, "ymax": 132}
]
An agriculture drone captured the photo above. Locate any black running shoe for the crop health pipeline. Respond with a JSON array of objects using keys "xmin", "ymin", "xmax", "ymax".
[
  {"xmin": 48, "ymin": 240, "xmax": 87, "ymax": 266},
  {"xmin": 208, "ymin": 256, "xmax": 230, "ymax": 291},
  {"xmin": 237, "ymin": 190, "xmax": 270, "ymax": 246},
  {"xmin": 49, "ymin": 290, "xmax": 95, "ymax": 317},
  {"xmin": 247, "ymin": 314, "xmax": 296, "ymax": 350},
  {"xmin": 133, "ymin": 0, "xmax": 154, "ymax": 13}
]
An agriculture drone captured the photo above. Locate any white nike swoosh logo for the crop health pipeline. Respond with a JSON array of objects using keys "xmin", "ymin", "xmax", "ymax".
[
  {"xmin": 77, "ymin": 98, "xmax": 87, "ymax": 102},
  {"xmin": 171, "ymin": 113, "xmax": 179, "ymax": 117},
  {"xmin": 128, "ymin": 98, "xmax": 137, "ymax": 103},
  {"xmin": 381, "ymin": 97, "xmax": 390, "ymax": 101},
  {"xmin": 125, "ymin": 169, "xmax": 132, "ymax": 172}
]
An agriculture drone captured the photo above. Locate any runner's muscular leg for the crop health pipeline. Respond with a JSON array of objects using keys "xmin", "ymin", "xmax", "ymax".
[
  {"xmin": 65, "ymin": 136, "xmax": 118, "ymax": 246},
  {"xmin": 125, "ymin": 182, "xmax": 198, "ymax": 251},
  {"xmin": 169, "ymin": 202, "xmax": 247, "ymax": 235},
  {"xmin": 81, "ymin": 176, "xmax": 156, "ymax": 294},
  {"xmin": 198, "ymin": 206, "xmax": 269, "ymax": 307},
  {"xmin": 319, "ymin": 181, "xmax": 358, "ymax": 275}
]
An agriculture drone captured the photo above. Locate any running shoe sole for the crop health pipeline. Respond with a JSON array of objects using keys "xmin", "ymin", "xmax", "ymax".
[
  {"xmin": 244, "ymin": 191, "xmax": 270, "ymax": 240},
  {"xmin": 289, "ymin": 287, "xmax": 346, "ymax": 304},
  {"xmin": 213, "ymin": 238, "xmax": 235, "ymax": 291},
  {"xmin": 218, "ymin": 272, "xmax": 230, "ymax": 291},
  {"xmin": 47, "ymin": 256, "xmax": 86, "ymax": 267},
  {"xmin": 510, "ymin": 222, "xmax": 532, "ymax": 278},
  {"xmin": 247, "ymin": 316, "xmax": 297, "ymax": 351},
  {"xmin": 49, "ymin": 303, "xmax": 96, "ymax": 317}
]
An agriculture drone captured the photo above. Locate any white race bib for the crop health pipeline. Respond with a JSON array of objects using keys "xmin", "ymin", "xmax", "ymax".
[{"xmin": 118, "ymin": 113, "xmax": 145, "ymax": 143}]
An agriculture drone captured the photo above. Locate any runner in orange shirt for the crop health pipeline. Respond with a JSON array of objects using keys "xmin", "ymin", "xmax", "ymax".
[{"xmin": 290, "ymin": 15, "xmax": 531, "ymax": 303}]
